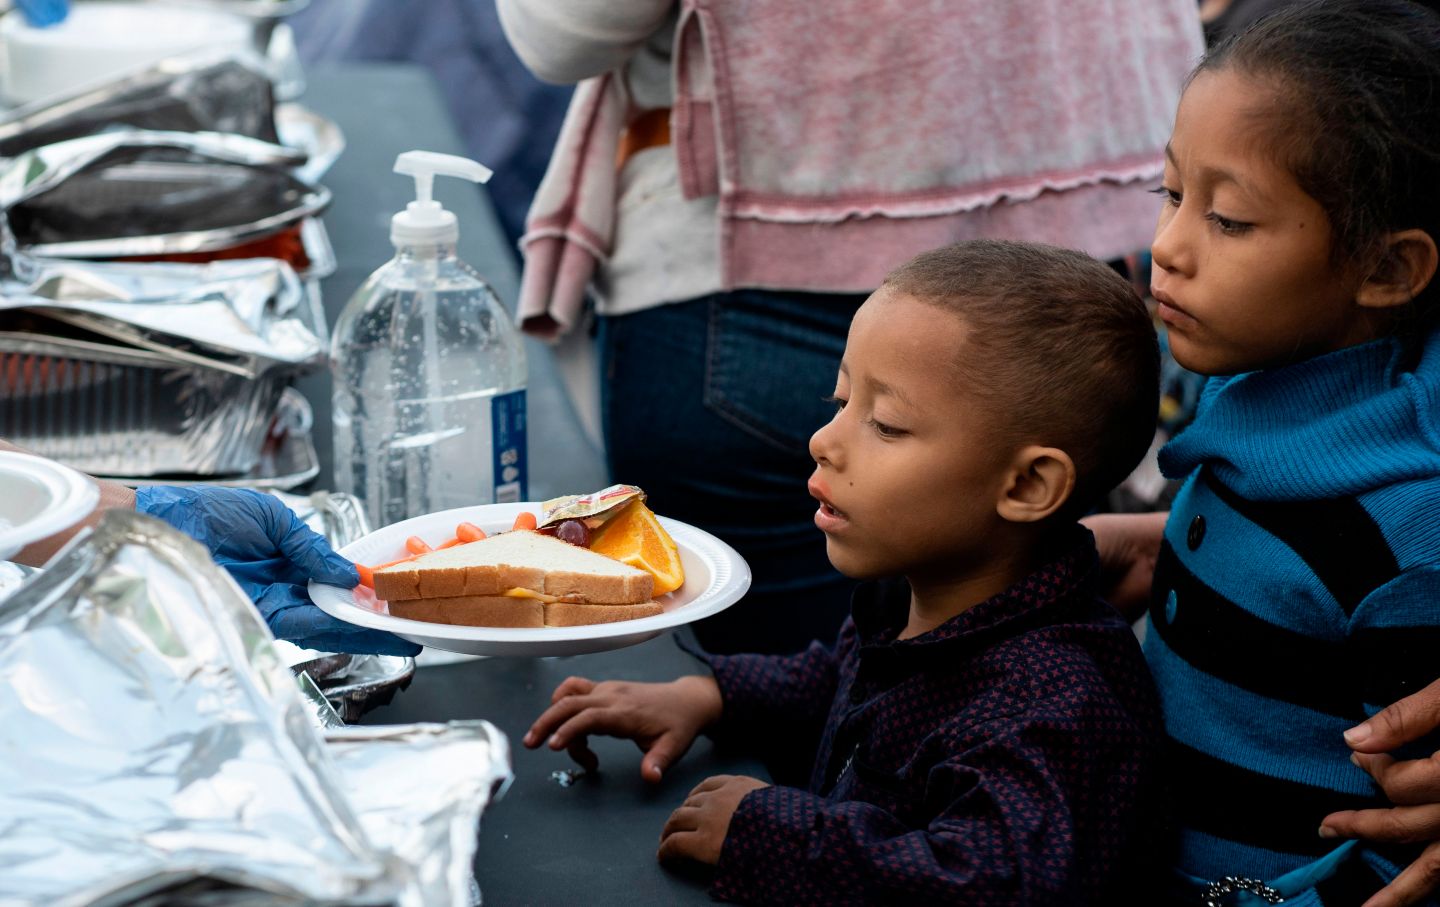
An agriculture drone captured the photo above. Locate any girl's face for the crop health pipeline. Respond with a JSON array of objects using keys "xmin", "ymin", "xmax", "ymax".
[{"xmin": 1152, "ymin": 68, "xmax": 1374, "ymax": 375}]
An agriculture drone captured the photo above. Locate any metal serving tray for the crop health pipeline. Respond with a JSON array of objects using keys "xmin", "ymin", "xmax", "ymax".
[{"xmin": 0, "ymin": 325, "xmax": 289, "ymax": 476}]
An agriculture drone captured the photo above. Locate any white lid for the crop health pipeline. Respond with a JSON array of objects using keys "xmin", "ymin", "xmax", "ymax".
[
  {"xmin": 390, "ymin": 150, "xmax": 493, "ymax": 246},
  {"xmin": 0, "ymin": 452, "xmax": 99, "ymax": 561}
]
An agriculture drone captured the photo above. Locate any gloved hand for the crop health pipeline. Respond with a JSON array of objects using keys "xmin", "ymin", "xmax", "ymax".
[
  {"xmin": 136, "ymin": 485, "xmax": 421, "ymax": 657},
  {"xmin": 14, "ymin": 0, "xmax": 68, "ymax": 28}
]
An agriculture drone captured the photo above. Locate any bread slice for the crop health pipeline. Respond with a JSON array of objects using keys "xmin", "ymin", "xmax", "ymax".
[
  {"xmin": 373, "ymin": 530, "xmax": 655, "ymax": 603},
  {"xmin": 544, "ymin": 601, "xmax": 664, "ymax": 627},
  {"xmin": 387, "ymin": 595, "xmax": 545, "ymax": 627},
  {"xmin": 386, "ymin": 595, "xmax": 663, "ymax": 628}
]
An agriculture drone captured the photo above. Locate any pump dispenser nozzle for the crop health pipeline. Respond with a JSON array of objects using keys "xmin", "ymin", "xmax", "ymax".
[{"xmin": 390, "ymin": 150, "xmax": 494, "ymax": 246}]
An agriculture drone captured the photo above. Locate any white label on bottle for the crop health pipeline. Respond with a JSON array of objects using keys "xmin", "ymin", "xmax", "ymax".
[{"xmin": 491, "ymin": 388, "xmax": 527, "ymax": 504}]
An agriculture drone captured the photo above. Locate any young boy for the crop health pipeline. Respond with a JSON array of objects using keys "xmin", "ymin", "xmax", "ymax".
[{"xmin": 523, "ymin": 240, "xmax": 1167, "ymax": 904}]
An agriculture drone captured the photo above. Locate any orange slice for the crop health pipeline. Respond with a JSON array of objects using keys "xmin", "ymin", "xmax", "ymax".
[{"xmin": 587, "ymin": 500, "xmax": 685, "ymax": 595}]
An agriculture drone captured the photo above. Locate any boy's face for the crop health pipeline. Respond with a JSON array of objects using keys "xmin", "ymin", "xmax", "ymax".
[
  {"xmin": 808, "ymin": 289, "xmax": 1018, "ymax": 581},
  {"xmin": 1151, "ymin": 68, "xmax": 1370, "ymax": 375}
]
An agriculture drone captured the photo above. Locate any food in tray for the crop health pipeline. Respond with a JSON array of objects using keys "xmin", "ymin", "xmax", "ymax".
[
  {"xmin": 371, "ymin": 530, "xmax": 662, "ymax": 628},
  {"xmin": 353, "ymin": 485, "xmax": 687, "ymax": 629}
]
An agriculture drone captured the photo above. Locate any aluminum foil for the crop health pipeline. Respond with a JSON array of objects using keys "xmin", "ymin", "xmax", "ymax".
[
  {"xmin": 0, "ymin": 225, "xmax": 324, "ymax": 475},
  {"xmin": 271, "ymin": 487, "xmax": 373, "ymax": 549},
  {"xmin": 0, "ymin": 510, "xmax": 511, "ymax": 907},
  {"xmin": 277, "ymin": 105, "xmax": 345, "ymax": 186},
  {"xmin": 0, "ymin": 52, "xmax": 343, "ymax": 185},
  {"xmin": 0, "ymin": 55, "xmax": 279, "ymax": 159},
  {"xmin": 0, "ymin": 130, "xmax": 328, "ymax": 259},
  {"xmin": 0, "ymin": 255, "xmax": 323, "ymax": 372},
  {"xmin": 0, "ymin": 328, "xmax": 291, "ymax": 475}
]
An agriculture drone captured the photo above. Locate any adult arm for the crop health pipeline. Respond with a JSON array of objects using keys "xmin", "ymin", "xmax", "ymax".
[
  {"xmin": 1321, "ymin": 567, "xmax": 1440, "ymax": 907},
  {"xmin": 495, "ymin": 0, "xmax": 677, "ymax": 84},
  {"xmin": 2, "ymin": 441, "xmax": 416, "ymax": 655},
  {"xmin": 1080, "ymin": 510, "xmax": 1168, "ymax": 623}
]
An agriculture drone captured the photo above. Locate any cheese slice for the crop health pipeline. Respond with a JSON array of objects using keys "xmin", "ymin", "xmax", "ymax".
[{"xmin": 502, "ymin": 587, "xmax": 560, "ymax": 604}]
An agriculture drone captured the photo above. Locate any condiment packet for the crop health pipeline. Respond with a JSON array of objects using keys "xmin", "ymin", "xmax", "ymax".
[{"xmin": 539, "ymin": 484, "xmax": 645, "ymax": 529}]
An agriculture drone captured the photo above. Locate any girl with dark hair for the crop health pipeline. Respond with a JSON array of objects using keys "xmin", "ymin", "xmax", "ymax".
[{"xmin": 1093, "ymin": 1, "xmax": 1440, "ymax": 903}]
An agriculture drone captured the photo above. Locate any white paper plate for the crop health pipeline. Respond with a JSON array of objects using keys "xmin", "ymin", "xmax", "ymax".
[
  {"xmin": 309, "ymin": 503, "xmax": 750, "ymax": 657},
  {"xmin": 0, "ymin": 452, "xmax": 99, "ymax": 561}
]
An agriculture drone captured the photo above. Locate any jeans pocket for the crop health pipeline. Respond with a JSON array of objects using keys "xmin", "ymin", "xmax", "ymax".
[{"xmin": 702, "ymin": 292, "xmax": 856, "ymax": 456}]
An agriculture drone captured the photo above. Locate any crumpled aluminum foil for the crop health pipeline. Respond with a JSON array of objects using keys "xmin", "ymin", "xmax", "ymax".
[
  {"xmin": 0, "ymin": 53, "xmax": 343, "ymax": 186},
  {"xmin": 0, "ymin": 510, "xmax": 511, "ymax": 907},
  {"xmin": 273, "ymin": 488, "xmax": 373, "ymax": 550},
  {"xmin": 0, "ymin": 244, "xmax": 324, "ymax": 373},
  {"xmin": 0, "ymin": 130, "xmax": 328, "ymax": 259},
  {"xmin": 0, "ymin": 55, "xmax": 280, "ymax": 159},
  {"xmin": 0, "ymin": 220, "xmax": 325, "ymax": 476}
]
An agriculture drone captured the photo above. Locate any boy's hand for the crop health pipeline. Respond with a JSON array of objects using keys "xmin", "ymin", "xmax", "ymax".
[
  {"xmin": 522, "ymin": 674, "xmax": 723, "ymax": 782},
  {"xmin": 1320, "ymin": 676, "xmax": 1440, "ymax": 907},
  {"xmin": 657, "ymin": 774, "xmax": 769, "ymax": 866}
]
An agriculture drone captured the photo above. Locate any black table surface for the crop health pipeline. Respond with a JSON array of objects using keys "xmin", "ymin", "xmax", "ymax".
[
  {"xmin": 365, "ymin": 633, "xmax": 768, "ymax": 906},
  {"xmin": 298, "ymin": 64, "xmax": 762, "ymax": 906}
]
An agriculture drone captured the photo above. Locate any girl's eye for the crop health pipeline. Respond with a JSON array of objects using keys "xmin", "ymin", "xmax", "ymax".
[
  {"xmin": 865, "ymin": 417, "xmax": 906, "ymax": 439},
  {"xmin": 822, "ymin": 393, "xmax": 846, "ymax": 411},
  {"xmin": 1206, "ymin": 212, "xmax": 1254, "ymax": 236},
  {"xmin": 1150, "ymin": 185, "xmax": 1181, "ymax": 207}
]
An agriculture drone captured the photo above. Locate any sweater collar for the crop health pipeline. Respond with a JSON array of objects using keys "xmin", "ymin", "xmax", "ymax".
[{"xmin": 1158, "ymin": 327, "xmax": 1440, "ymax": 500}]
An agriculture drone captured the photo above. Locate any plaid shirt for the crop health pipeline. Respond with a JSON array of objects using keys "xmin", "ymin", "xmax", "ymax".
[{"xmin": 704, "ymin": 529, "xmax": 1165, "ymax": 905}]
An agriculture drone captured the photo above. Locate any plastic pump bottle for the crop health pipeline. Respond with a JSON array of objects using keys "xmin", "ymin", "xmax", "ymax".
[{"xmin": 331, "ymin": 150, "xmax": 528, "ymax": 527}]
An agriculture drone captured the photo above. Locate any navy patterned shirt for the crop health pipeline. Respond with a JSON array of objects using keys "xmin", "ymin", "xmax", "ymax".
[{"xmin": 704, "ymin": 529, "xmax": 1165, "ymax": 905}]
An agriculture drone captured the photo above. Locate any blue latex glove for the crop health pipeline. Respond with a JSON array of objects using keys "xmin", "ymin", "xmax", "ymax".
[
  {"xmin": 136, "ymin": 485, "xmax": 421, "ymax": 656},
  {"xmin": 14, "ymin": 0, "xmax": 68, "ymax": 27}
]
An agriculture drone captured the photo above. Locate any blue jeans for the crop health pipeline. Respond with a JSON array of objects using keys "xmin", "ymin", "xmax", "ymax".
[{"xmin": 599, "ymin": 289, "xmax": 866, "ymax": 654}]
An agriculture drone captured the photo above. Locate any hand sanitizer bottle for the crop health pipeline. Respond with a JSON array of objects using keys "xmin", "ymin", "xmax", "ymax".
[{"xmin": 331, "ymin": 150, "xmax": 528, "ymax": 527}]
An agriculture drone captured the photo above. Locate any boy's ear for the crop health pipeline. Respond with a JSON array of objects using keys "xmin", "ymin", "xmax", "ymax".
[
  {"xmin": 1357, "ymin": 229, "xmax": 1439, "ymax": 310},
  {"xmin": 996, "ymin": 446, "xmax": 1076, "ymax": 524}
]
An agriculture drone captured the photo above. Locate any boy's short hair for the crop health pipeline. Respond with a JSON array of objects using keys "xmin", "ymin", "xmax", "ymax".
[{"xmin": 883, "ymin": 240, "xmax": 1159, "ymax": 516}]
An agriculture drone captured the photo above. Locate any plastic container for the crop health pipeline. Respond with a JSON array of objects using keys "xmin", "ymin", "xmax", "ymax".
[
  {"xmin": 0, "ymin": 3, "xmax": 253, "ymax": 105},
  {"xmin": 331, "ymin": 151, "xmax": 527, "ymax": 529}
]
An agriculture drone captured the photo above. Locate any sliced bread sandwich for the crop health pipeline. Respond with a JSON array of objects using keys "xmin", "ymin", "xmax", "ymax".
[{"xmin": 373, "ymin": 530, "xmax": 662, "ymax": 628}]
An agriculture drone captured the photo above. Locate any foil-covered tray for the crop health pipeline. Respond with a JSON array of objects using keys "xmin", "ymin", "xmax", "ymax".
[
  {"xmin": 277, "ymin": 103, "xmax": 344, "ymax": 185},
  {"xmin": 94, "ymin": 386, "xmax": 321, "ymax": 489},
  {"xmin": 0, "ymin": 55, "xmax": 279, "ymax": 159},
  {"xmin": 0, "ymin": 510, "xmax": 511, "ymax": 907},
  {"xmin": 0, "ymin": 53, "xmax": 341, "ymax": 183},
  {"xmin": 0, "ymin": 235, "xmax": 326, "ymax": 373},
  {"xmin": 302, "ymin": 653, "xmax": 417, "ymax": 723},
  {"xmin": 0, "ymin": 130, "xmax": 328, "ymax": 259},
  {"xmin": 0, "ymin": 324, "xmax": 291, "ymax": 476},
  {"xmin": 273, "ymin": 487, "xmax": 374, "ymax": 549}
]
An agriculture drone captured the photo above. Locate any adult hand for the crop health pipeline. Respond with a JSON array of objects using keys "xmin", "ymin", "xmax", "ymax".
[
  {"xmin": 136, "ymin": 485, "xmax": 420, "ymax": 656},
  {"xmin": 523, "ymin": 674, "xmax": 723, "ymax": 782},
  {"xmin": 657, "ymin": 774, "xmax": 769, "ymax": 866},
  {"xmin": 14, "ymin": 0, "xmax": 67, "ymax": 27},
  {"xmin": 1320, "ymin": 676, "xmax": 1440, "ymax": 907},
  {"xmin": 1080, "ymin": 511, "xmax": 1169, "ymax": 622}
]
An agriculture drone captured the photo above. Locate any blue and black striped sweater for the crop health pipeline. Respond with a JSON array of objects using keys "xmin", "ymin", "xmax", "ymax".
[{"xmin": 1148, "ymin": 329, "xmax": 1440, "ymax": 905}]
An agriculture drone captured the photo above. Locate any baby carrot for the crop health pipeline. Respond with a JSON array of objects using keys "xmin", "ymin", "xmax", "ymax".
[
  {"xmin": 374, "ymin": 553, "xmax": 419, "ymax": 570},
  {"xmin": 405, "ymin": 535, "xmax": 433, "ymax": 555},
  {"xmin": 512, "ymin": 511, "xmax": 538, "ymax": 531},
  {"xmin": 456, "ymin": 521, "xmax": 487, "ymax": 542},
  {"xmin": 437, "ymin": 537, "xmax": 465, "ymax": 549},
  {"xmin": 356, "ymin": 563, "xmax": 375, "ymax": 589}
]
